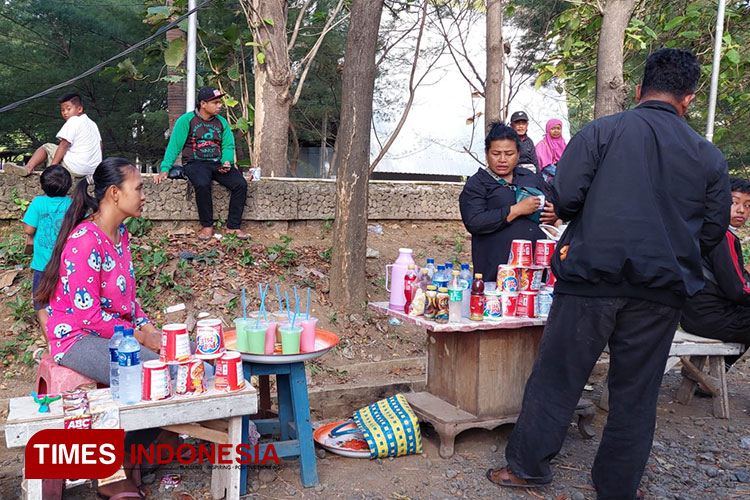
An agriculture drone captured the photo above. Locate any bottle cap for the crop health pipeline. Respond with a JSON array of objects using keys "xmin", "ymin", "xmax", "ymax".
[
  {"xmin": 421, "ymin": 269, "xmax": 429, "ymax": 274},
  {"xmin": 438, "ymin": 287, "xmax": 448, "ymax": 293},
  {"xmin": 427, "ymin": 258, "xmax": 434, "ymax": 263},
  {"xmin": 426, "ymin": 285, "xmax": 437, "ymax": 290},
  {"xmin": 475, "ymin": 273, "xmax": 483, "ymax": 279},
  {"xmin": 452, "ymin": 270, "xmax": 459, "ymax": 276},
  {"xmin": 114, "ymin": 325, "xmax": 124, "ymax": 333},
  {"xmin": 123, "ymin": 328, "xmax": 134, "ymax": 337},
  {"xmin": 408, "ymin": 264, "xmax": 415, "ymax": 269}
]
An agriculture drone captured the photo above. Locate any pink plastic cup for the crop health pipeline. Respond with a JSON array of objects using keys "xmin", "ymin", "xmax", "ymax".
[
  {"xmin": 299, "ymin": 317, "xmax": 318, "ymax": 353},
  {"xmin": 264, "ymin": 321, "xmax": 278, "ymax": 355}
]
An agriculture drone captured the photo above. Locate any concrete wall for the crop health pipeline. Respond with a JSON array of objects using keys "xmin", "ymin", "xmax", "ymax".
[{"xmin": 0, "ymin": 173, "xmax": 464, "ymax": 221}]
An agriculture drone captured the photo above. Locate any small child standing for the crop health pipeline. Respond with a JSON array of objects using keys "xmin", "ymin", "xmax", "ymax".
[
  {"xmin": 22, "ymin": 165, "xmax": 73, "ymax": 330},
  {"xmin": 4, "ymin": 92, "xmax": 102, "ymax": 178}
]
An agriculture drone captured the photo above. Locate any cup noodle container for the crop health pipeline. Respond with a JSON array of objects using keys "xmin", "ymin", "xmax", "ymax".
[
  {"xmin": 215, "ymin": 352, "xmax": 245, "ymax": 392},
  {"xmin": 142, "ymin": 360, "xmax": 172, "ymax": 401},
  {"xmin": 175, "ymin": 359, "xmax": 206, "ymax": 396},
  {"xmin": 160, "ymin": 323, "xmax": 191, "ymax": 363},
  {"xmin": 497, "ymin": 265, "xmax": 519, "ymax": 292},
  {"xmin": 501, "ymin": 292, "xmax": 519, "ymax": 317},
  {"xmin": 483, "ymin": 291, "xmax": 502, "ymax": 322},
  {"xmin": 195, "ymin": 318, "xmax": 225, "ymax": 359},
  {"xmin": 519, "ymin": 266, "xmax": 544, "ymax": 292},
  {"xmin": 517, "ymin": 291, "xmax": 538, "ymax": 318},
  {"xmin": 508, "ymin": 240, "xmax": 533, "ymax": 267},
  {"xmin": 537, "ymin": 287, "xmax": 554, "ymax": 318},
  {"xmin": 535, "ymin": 240, "xmax": 556, "ymax": 267}
]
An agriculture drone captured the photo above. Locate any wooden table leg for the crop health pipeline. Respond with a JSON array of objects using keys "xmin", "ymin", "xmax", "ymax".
[{"xmin": 709, "ymin": 356, "xmax": 730, "ymax": 419}]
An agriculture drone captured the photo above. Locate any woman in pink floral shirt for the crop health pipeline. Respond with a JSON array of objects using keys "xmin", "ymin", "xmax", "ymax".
[{"xmin": 36, "ymin": 157, "xmax": 164, "ymax": 499}]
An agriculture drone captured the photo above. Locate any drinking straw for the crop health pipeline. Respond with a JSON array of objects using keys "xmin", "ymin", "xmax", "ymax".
[
  {"xmin": 293, "ymin": 285, "xmax": 299, "ymax": 312},
  {"xmin": 284, "ymin": 291, "xmax": 291, "ymax": 321},
  {"xmin": 255, "ymin": 284, "xmax": 263, "ymax": 328},
  {"xmin": 306, "ymin": 288, "xmax": 311, "ymax": 319},
  {"xmin": 242, "ymin": 288, "xmax": 247, "ymax": 320},
  {"xmin": 275, "ymin": 283, "xmax": 284, "ymax": 313},
  {"xmin": 262, "ymin": 284, "xmax": 269, "ymax": 321}
]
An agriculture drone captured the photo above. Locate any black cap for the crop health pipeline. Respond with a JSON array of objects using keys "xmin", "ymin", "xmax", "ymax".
[
  {"xmin": 197, "ymin": 86, "xmax": 225, "ymax": 104},
  {"xmin": 510, "ymin": 111, "xmax": 529, "ymax": 123}
]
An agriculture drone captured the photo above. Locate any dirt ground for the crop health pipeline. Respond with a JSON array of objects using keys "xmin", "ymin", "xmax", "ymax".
[{"xmin": 1, "ymin": 219, "xmax": 749, "ymax": 499}]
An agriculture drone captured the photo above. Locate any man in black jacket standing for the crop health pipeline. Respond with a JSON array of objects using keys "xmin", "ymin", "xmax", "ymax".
[
  {"xmin": 487, "ymin": 48, "xmax": 730, "ymax": 499},
  {"xmin": 508, "ymin": 111, "xmax": 539, "ymax": 172}
]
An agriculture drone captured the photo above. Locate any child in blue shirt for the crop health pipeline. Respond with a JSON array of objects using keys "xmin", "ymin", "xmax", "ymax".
[{"xmin": 22, "ymin": 165, "xmax": 72, "ymax": 330}]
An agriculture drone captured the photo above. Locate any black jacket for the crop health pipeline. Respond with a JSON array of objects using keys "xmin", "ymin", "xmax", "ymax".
[
  {"xmin": 550, "ymin": 100, "xmax": 730, "ymax": 307},
  {"xmin": 459, "ymin": 167, "xmax": 547, "ymax": 282},
  {"xmin": 518, "ymin": 135, "xmax": 539, "ymax": 170},
  {"xmin": 681, "ymin": 230, "xmax": 750, "ymax": 333}
]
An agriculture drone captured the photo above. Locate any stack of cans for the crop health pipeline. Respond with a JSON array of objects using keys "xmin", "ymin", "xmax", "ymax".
[{"xmin": 490, "ymin": 239, "xmax": 556, "ymax": 319}]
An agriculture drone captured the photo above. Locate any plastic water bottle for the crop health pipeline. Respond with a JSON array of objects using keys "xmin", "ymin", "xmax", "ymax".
[
  {"xmin": 445, "ymin": 262, "xmax": 454, "ymax": 274},
  {"xmin": 424, "ymin": 258, "xmax": 436, "ymax": 280},
  {"xmin": 432, "ymin": 265, "xmax": 448, "ymax": 289},
  {"xmin": 448, "ymin": 270, "xmax": 463, "ymax": 323},
  {"xmin": 459, "ymin": 264, "xmax": 472, "ymax": 318},
  {"xmin": 117, "ymin": 328, "xmax": 142, "ymax": 405},
  {"xmin": 108, "ymin": 325, "xmax": 124, "ymax": 400}
]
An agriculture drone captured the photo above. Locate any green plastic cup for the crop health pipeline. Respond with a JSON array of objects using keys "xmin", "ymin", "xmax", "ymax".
[
  {"xmin": 279, "ymin": 325, "xmax": 302, "ymax": 354},
  {"xmin": 234, "ymin": 318, "xmax": 251, "ymax": 352},
  {"xmin": 246, "ymin": 323, "xmax": 267, "ymax": 354}
]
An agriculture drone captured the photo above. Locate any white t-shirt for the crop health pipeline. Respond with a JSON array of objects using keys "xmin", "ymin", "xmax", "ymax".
[{"xmin": 56, "ymin": 114, "xmax": 102, "ymax": 176}]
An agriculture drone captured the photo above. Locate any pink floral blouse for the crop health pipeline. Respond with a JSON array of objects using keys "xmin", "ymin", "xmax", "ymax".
[{"xmin": 46, "ymin": 221, "xmax": 150, "ymax": 361}]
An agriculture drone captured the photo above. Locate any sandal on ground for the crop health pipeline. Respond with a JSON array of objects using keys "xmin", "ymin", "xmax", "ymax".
[
  {"xmin": 197, "ymin": 228, "xmax": 213, "ymax": 240},
  {"xmin": 485, "ymin": 466, "xmax": 542, "ymax": 488},
  {"xmin": 3, "ymin": 162, "xmax": 30, "ymax": 176},
  {"xmin": 226, "ymin": 229, "xmax": 249, "ymax": 240}
]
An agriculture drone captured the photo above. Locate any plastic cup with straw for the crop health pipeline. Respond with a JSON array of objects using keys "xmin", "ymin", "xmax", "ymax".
[{"xmin": 299, "ymin": 288, "xmax": 317, "ymax": 353}]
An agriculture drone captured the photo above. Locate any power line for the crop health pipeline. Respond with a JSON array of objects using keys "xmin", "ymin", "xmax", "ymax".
[{"xmin": 0, "ymin": 0, "xmax": 216, "ymax": 114}]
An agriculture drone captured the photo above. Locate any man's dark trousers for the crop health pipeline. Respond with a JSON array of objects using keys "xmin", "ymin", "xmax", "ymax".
[
  {"xmin": 505, "ymin": 293, "xmax": 680, "ymax": 500},
  {"xmin": 184, "ymin": 160, "xmax": 247, "ymax": 229}
]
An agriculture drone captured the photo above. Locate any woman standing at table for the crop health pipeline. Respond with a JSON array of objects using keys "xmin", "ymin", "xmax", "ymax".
[
  {"xmin": 36, "ymin": 157, "xmax": 169, "ymax": 499},
  {"xmin": 535, "ymin": 118, "xmax": 567, "ymax": 181},
  {"xmin": 459, "ymin": 123, "xmax": 558, "ymax": 283}
]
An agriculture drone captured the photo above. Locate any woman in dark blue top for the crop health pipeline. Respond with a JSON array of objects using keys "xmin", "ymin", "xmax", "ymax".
[{"xmin": 459, "ymin": 123, "xmax": 558, "ymax": 282}]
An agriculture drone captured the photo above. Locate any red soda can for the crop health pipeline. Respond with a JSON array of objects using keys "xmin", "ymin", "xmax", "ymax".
[
  {"xmin": 470, "ymin": 294, "xmax": 486, "ymax": 321},
  {"xmin": 508, "ymin": 240, "xmax": 533, "ymax": 267},
  {"xmin": 534, "ymin": 240, "xmax": 556, "ymax": 267},
  {"xmin": 142, "ymin": 360, "xmax": 172, "ymax": 401},
  {"xmin": 215, "ymin": 352, "xmax": 245, "ymax": 392},
  {"xmin": 160, "ymin": 323, "xmax": 191, "ymax": 363},
  {"xmin": 501, "ymin": 292, "xmax": 519, "ymax": 317},
  {"xmin": 517, "ymin": 291, "xmax": 538, "ymax": 318}
]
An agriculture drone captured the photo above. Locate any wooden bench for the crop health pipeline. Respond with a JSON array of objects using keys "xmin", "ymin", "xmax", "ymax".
[
  {"xmin": 599, "ymin": 330, "xmax": 744, "ymax": 419},
  {"xmin": 4, "ymin": 386, "xmax": 257, "ymax": 500}
]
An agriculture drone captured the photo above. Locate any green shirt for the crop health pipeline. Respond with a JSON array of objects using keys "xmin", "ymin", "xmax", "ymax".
[
  {"xmin": 22, "ymin": 195, "xmax": 72, "ymax": 272},
  {"xmin": 159, "ymin": 111, "xmax": 235, "ymax": 171}
]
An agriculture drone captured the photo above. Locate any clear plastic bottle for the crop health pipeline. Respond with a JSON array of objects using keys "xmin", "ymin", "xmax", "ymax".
[
  {"xmin": 432, "ymin": 265, "xmax": 448, "ymax": 289},
  {"xmin": 459, "ymin": 264, "xmax": 472, "ymax": 318},
  {"xmin": 403, "ymin": 264, "xmax": 418, "ymax": 314},
  {"xmin": 108, "ymin": 325, "xmax": 125, "ymax": 400},
  {"xmin": 117, "ymin": 328, "xmax": 142, "ymax": 405},
  {"xmin": 448, "ymin": 270, "xmax": 463, "ymax": 323},
  {"xmin": 419, "ymin": 268, "xmax": 431, "ymax": 291},
  {"xmin": 445, "ymin": 262, "xmax": 454, "ymax": 274},
  {"xmin": 424, "ymin": 258, "xmax": 436, "ymax": 280}
]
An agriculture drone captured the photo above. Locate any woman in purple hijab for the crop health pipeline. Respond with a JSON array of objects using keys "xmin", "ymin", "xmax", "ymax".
[{"xmin": 535, "ymin": 119, "xmax": 567, "ymax": 181}]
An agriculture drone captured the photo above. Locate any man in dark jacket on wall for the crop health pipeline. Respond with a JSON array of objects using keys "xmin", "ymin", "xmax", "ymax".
[
  {"xmin": 487, "ymin": 48, "xmax": 730, "ymax": 500},
  {"xmin": 681, "ymin": 176, "xmax": 750, "ymax": 367},
  {"xmin": 508, "ymin": 111, "xmax": 539, "ymax": 172}
]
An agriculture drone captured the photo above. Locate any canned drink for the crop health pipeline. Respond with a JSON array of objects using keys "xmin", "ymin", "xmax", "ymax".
[
  {"xmin": 497, "ymin": 265, "xmax": 519, "ymax": 292},
  {"xmin": 175, "ymin": 359, "xmax": 205, "ymax": 395},
  {"xmin": 501, "ymin": 292, "xmax": 519, "ymax": 317},
  {"xmin": 215, "ymin": 352, "xmax": 245, "ymax": 392},
  {"xmin": 538, "ymin": 287, "xmax": 554, "ymax": 317},
  {"xmin": 534, "ymin": 240, "xmax": 556, "ymax": 267},
  {"xmin": 160, "ymin": 323, "xmax": 191, "ymax": 363},
  {"xmin": 483, "ymin": 290, "xmax": 502, "ymax": 322},
  {"xmin": 195, "ymin": 319, "xmax": 225, "ymax": 359},
  {"xmin": 519, "ymin": 266, "xmax": 544, "ymax": 292},
  {"xmin": 142, "ymin": 360, "xmax": 172, "ymax": 401},
  {"xmin": 508, "ymin": 239, "xmax": 533, "ymax": 267},
  {"xmin": 546, "ymin": 268, "xmax": 556, "ymax": 287},
  {"xmin": 435, "ymin": 287, "xmax": 449, "ymax": 324},
  {"xmin": 517, "ymin": 291, "xmax": 538, "ymax": 318}
]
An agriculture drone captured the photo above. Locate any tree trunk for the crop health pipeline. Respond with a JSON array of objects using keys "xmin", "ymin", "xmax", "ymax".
[
  {"xmin": 329, "ymin": 0, "xmax": 384, "ymax": 312},
  {"xmin": 251, "ymin": 0, "xmax": 291, "ymax": 177},
  {"xmin": 485, "ymin": 0, "xmax": 504, "ymax": 129},
  {"xmin": 594, "ymin": 0, "xmax": 637, "ymax": 118}
]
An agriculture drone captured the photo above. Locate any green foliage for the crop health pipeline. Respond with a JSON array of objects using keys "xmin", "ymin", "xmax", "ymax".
[
  {"xmin": 0, "ymin": 228, "xmax": 32, "ymax": 268},
  {"xmin": 239, "ymin": 249, "xmax": 256, "ymax": 267},
  {"xmin": 124, "ymin": 217, "xmax": 153, "ymax": 238},
  {"xmin": 0, "ymin": 332, "xmax": 37, "ymax": 367},
  {"xmin": 11, "ymin": 189, "xmax": 30, "ymax": 212},
  {"xmin": 318, "ymin": 246, "xmax": 332, "ymax": 263},
  {"xmin": 266, "ymin": 235, "xmax": 300, "ymax": 268},
  {"xmin": 5, "ymin": 295, "xmax": 33, "ymax": 323}
]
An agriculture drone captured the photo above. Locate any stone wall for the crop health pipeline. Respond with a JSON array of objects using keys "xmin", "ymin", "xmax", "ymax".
[{"xmin": 0, "ymin": 172, "xmax": 464, "ymax": 221}]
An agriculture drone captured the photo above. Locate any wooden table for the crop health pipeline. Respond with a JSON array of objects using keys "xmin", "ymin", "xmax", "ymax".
[
  {"xmin": 369, "ymin": 302, "xmax": 546, "ymax": 457},
  {"xmin": 5, "ymin": 386, "xmax": 257, "ymax": 500}
]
